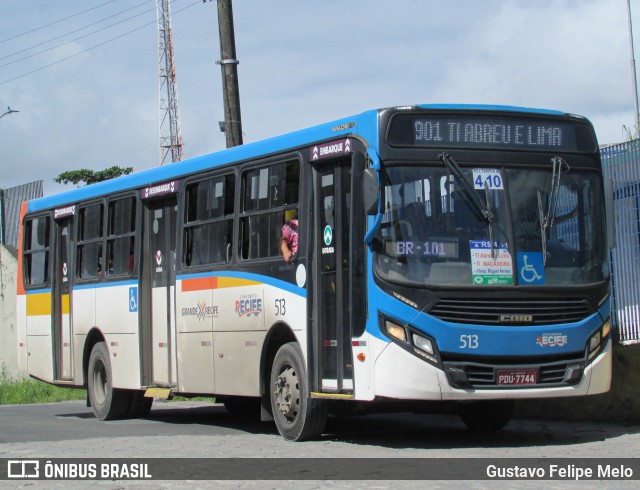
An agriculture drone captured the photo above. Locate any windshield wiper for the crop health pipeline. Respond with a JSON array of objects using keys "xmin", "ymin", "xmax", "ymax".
[
  {"xmin": 537, "ymin": 156, "xmax": 570, "ymax": 264},
  {"xmin": 439, "ymin": 153, "xmax": 497, "ymax": 257},
  {"xmin": 439, "ymin": 153, "xmax": 494, "ymax": 222}
]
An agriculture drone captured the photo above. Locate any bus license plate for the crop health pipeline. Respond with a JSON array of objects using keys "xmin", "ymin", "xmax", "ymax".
[{"xmin": 496, "ymin": 369, "xmax": 538, "ymax": 385}]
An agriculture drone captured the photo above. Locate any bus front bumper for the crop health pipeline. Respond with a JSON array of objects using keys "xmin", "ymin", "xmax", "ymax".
[{"xmin": 372, "ymin": 338, "xmax": 612, "ymax": 401}]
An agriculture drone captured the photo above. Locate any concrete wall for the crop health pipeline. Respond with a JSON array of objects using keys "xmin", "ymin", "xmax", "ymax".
[{"xmin": 0, "ymin": 245, "xmax": 22, "ymax": 379}]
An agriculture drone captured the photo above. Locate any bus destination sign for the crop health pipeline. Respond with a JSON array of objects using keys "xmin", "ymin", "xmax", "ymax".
[{"xmin": 388, "ymin": 114, "xmax": 594, "ymax": 152}]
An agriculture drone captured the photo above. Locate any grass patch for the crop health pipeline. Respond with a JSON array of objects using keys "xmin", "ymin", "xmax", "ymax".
[
  {"xmin": 170, "ymin": 396, "xmax": 216, "ymax": 403},
  {"xmin": 0, "ymin": 365, "xmax": 215, "ymax": 405},
  {"xmin": 0, "ymin": 367, "xmax": 86, "ymax": 405}
]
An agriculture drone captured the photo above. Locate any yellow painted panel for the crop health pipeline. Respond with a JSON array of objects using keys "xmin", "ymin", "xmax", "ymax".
[
  {"xmin": 145, "ymin": 387, "xmax": 172, "ymax": 399},
  {"xmin": 217, "ymin": 277, "xmax": 261, "ymax": 289},
  {"xmin": 61, "ymin": 294, "xmax": 70, "ymax": 315},
  {"xmin": 26, "ymin": 292, "xmax": 51, "ymax": 316}
]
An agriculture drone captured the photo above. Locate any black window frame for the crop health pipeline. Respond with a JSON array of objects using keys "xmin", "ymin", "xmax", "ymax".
[
  {"xmin": 106, "ymin": 194, "xmax": 138, "ymax": 278},
  {"xmin": 22, "ymin": 214, "xmax": 51, "ymax": 288},
  {"xmin": 239, "ymin": 159, "xmax": 300, "ymax": 262},
  {"xmin": 75, "ymin": 201, "xmax": 105, "ymax": 281},
  {"xmin": 183, "ymin": 172, "xmax": 236, "ymax": 269}
]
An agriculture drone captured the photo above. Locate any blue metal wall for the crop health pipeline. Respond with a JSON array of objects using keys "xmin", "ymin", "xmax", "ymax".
[
  {"xmin": 0, "ymin": 180, "xmax": 43, "ymax": 250},
  {"xmin": 602, "ymin": 141, "xmax": 640, "ymax": 344}
]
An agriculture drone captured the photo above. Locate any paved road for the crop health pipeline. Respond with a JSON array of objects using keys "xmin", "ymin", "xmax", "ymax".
[{"xmin": 1, "ymin": 400, "xmax": 639, "ymax": 488}]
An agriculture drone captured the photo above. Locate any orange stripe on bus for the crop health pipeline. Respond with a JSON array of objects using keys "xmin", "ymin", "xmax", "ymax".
[
  {"xmin": 16, "ymin": 202, "xmax": 27, "ymax": 296},
  {"xmin": 182, "ymin": 277, "xmax": 217, "ymax": 292},
  {"xmin": 181, "ymin": 276, "xmax": 262, "ymax": 292}
]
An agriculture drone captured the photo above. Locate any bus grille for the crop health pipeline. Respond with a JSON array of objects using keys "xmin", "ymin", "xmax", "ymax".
[
  {"xmin": 443, "ymin": 357, "xmax": 586, "ymax": 389},
  {"xmin": 428, "ymin": 298, "xmax": 593, "ymax": 326}
]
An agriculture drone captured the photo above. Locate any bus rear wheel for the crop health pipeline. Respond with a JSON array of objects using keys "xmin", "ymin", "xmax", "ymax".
[
  {"xmin": 459, "ymin": 400, "xmax": 515, "ymax": 431},
  {"xmin": 270, "ymin": 342, "xmax": 327, "ymax": 441},
  {"xmin": 87, "ymin": 341, "xmax": 129, "ymax": 421}
]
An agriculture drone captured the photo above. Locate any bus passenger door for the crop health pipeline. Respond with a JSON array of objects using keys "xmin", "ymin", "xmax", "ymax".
[
  {"xmin": 52, "ymin": 217, "xmax": 73, "ymax": 381},
  {"xmin": 313, "ymin": 159, "xmax": 355, "ymax": 394},
  {"xmin": 141, "ymin": 197, "xmax": 177, "ymax": 387}
]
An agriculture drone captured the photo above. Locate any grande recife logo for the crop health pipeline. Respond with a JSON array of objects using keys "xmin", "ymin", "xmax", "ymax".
[
  {"xmin": 235, "ymin": 294, "xmax": 262, "ymax": 317},
  {"xmin": 181, "ymin": 300, "xmax": 219, "ymax": 321}
]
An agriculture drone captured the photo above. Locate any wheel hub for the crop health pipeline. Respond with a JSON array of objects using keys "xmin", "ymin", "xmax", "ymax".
[{"xmin": 274, "ymin": 366, "xmax": 299, "ymax": 420}]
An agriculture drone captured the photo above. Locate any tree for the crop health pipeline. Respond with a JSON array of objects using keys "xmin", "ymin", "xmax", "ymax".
[{"xmin": 54, "ymin": 166, "xmax": 133, "ymax": 186}]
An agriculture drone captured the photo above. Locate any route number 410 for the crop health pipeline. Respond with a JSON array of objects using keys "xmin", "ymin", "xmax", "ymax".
[
  {"xmin": 459, "ymin": 334, "xmax": 479, "ymax": 349},
  {"xmin": 472, "ymin": 169, "xmax": 503, "ymax": 190}
]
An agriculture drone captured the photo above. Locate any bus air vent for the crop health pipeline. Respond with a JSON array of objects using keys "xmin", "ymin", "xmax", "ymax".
[{"xmin": 429, "ymin": 298, "xmax": 593, "ymax": 326}]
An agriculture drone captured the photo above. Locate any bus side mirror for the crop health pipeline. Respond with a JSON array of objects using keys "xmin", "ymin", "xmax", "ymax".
[
  {"xmin": 604, "ymin": 178, "xmax": 616, "ymax": 249},
  {"xmin": 363, "ymin": 168, "xmax": 378, "ymax": 215}
]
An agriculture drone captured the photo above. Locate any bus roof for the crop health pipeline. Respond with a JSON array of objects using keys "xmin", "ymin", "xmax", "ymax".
[
  {"xmin": 27, "ymin": 103, "xmax": 573, "ymax": 213},
  {"xmin": 415, "ymin": 103, "xmax": 566, "ymax": 116}
]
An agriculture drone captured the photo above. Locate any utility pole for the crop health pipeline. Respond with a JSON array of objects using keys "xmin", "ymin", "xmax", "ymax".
[
  {"xmin": 157, "ymin": 0, "xmax": 184, "ymax": 165},
  {"xmin": 216, "ymin": 0, "xmax": 243, "ymax": 148},
  {"xmin": 627, "ymin": 0, "xmax": 640, "ymax": 138}
]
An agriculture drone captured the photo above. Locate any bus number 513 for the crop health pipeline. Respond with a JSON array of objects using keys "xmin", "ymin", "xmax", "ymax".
[
  {"xmin": 460, "ymin": 334, "xmax": 479, "ymax": 349},
  {"xmin": 274, "ymin": 298, "xmax": 286, "ymax": 316}
]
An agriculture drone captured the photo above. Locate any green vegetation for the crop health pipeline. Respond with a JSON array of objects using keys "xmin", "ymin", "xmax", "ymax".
[
  {"xmin": 0, "ymin": 368, "xmax": 86, "ymax": 405},
  {"xmin": 54, "ymin": 165, "xmax": 133, "ymax": 186},
  {"xmin": 0, "ymin": 366, "xmax": 215, "ymax": 406}
]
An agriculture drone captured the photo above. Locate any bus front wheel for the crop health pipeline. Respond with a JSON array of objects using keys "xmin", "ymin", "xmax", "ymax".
[
  {"xmin": 87, "ymin": 341, "xmax": 129, "ymax": 421},
  {"xmin": 459, "ymin": 400, "xmax": 515, "ymax": 431},
  {"xmin": 270, "ymin": 342, "xmax": 327, "ymax": 441}
]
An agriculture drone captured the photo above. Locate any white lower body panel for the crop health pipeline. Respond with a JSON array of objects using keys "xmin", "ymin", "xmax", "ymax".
[{"xmin": 373, "ymin": 338, "xmax": 612, "ymax": 401}]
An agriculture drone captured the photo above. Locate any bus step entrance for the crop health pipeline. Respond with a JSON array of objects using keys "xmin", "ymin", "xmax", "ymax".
[{"xmin": 144, "ymin": 387, "xmax": 172, "ymax": 399}]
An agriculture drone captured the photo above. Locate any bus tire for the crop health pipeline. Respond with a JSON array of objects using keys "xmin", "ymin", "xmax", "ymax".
[
  {"xmin": 459, "ymin": 400, "xmax": 515, "ymax": 431},
  {"xmin": 127, "ymin": 390, "xmax": 153, "ymax": 418},
  {"xmin": 270, "ymin": 342, "xmax": 327, "ymax": 441},
  {"xmin": 87, "ymin": 341, "xmax": 128, "ymax": 421}
]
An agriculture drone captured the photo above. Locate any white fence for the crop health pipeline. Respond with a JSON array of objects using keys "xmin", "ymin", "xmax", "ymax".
[{"xmin": 602, "ymin": 141, "xmax": 640, "ymax": 344}]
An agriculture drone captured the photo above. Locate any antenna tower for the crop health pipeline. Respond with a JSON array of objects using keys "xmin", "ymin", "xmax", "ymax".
[{"xmin": 157, "ymin": 0, "xmax": 183, "ymax": 165}]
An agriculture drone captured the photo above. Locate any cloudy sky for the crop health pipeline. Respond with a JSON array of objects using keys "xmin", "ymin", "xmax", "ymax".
[{"xmin": 1, "ymin": 0, "xmax": 638, "ymax": 195}]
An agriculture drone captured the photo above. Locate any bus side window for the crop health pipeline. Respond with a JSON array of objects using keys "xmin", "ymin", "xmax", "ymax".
[
  {"xmin": 183, "ymin": 173, "xmax": 235, "ymax": 267},
  {"xmin": 23, "ymin": 216, "xmax": 51, "ymax": 286},
  {"xmin": 106, "ymin": 197, "xmax": 137, "ymax": 276},
  {"xmin": 76, "ymin": 203, "xmax": 104, "ymax": 280},
  {"xmin": 240, "ymin": 160, "xmax": 299, "ymax": 260}
]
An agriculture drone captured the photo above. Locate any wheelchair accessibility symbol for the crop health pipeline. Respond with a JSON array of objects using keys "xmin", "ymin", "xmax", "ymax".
[
  {"xmin": 517, "ymin": 253, "xmax": 545, "ymax": 285},
  {"xmin": 129, "ymin": 287, "xmax": 138, "ymax": 312}
]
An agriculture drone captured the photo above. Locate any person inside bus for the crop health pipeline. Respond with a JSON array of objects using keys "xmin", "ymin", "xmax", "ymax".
[{"xmin": 281, "ymin": 209, "xmax": 298, "ymax": 263}]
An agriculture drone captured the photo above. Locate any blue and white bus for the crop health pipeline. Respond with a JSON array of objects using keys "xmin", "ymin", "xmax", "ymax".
[{"xmin": 17, "ymin": 104, "xmax": 612, "ymax": 441}]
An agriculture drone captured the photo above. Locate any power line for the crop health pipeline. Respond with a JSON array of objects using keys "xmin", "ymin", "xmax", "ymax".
[
  {"xmin": 0, "ymin": 0, "xmax": 116, "ymax": 45},
  {"xmin": 0, "ymin": 3, "xmax": 157, "ymax": 69},
  {"xmin": 0, "ymin": 1, "xmax": 202, "ymax": 87},
  {"xmin": 0, "ymin": 0, "xmax": 151, "ymax": 63}
]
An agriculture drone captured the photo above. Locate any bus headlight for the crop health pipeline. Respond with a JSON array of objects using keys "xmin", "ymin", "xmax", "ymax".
[
  {"xmin": 380, "ymin": 315, "xmax": 441, "ymax": 367},
  {"xmin": 385, "ymin": 320, "xmax": 407, "ymax": 342},
  {"xmin": 588, "ymin": 331, "xmax": 601, "ymax": 353},
  {"xmin": 412, "ymin": 334, "xmax": 434, "ymax": 355},
  {"xmin": 587, "ymin": 320, "xmax": 610, "ymax": 361},
  {"xmin": 412, "ymin": 333, "xmax": 439, "ymax": 365}
]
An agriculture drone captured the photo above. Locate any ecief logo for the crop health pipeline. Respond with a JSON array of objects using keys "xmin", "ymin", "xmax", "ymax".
[{"xmin": 8, "ymin": 460, "xmax": 39, "ymax": 478}]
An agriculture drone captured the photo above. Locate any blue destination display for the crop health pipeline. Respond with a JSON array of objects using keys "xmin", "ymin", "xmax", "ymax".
[{"xmin": 388, "ymin": 114, "xmax": 596, "ymax": 152}]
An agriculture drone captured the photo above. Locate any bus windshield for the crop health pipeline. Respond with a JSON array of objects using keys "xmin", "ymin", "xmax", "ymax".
[{"xmin": 375, "ymin": 161, "xmax": 608, "ymax": 287}]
